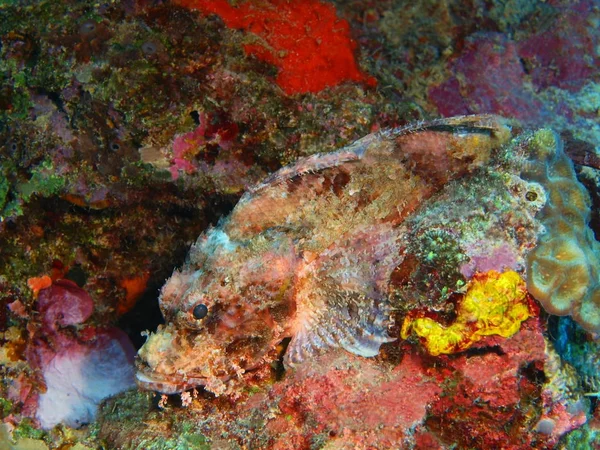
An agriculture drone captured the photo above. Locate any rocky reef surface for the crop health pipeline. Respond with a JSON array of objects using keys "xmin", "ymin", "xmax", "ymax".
[{"xmin": 0, "ymin": 0, "xmax": 599, "ymax": 449}]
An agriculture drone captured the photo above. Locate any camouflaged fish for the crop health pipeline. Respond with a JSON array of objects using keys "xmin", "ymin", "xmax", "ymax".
[{"xmin": 135, "ymin": 115, "xmax": 513, "ymax": 394}]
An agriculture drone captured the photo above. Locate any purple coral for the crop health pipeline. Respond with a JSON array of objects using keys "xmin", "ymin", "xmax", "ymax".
[
  {"xmin": 517, "ymin": 9, "xmax": 598, "ymax": 92},
  {"xmin": 428, "ymin": 33, "xmax": 551, "ymax": 124},
  {"xmin": 460, "ymin": 241, "xmax": 520, "ymax": 279}
]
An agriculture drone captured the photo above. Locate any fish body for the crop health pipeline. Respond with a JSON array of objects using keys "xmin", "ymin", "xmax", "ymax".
[{"xmin": 135, "ymin": 115, "xmax": 512, "ymax": 394}]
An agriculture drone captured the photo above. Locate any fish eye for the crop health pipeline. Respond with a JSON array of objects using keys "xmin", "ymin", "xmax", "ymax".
[{"xmin": 192, "ymin": 303, "xmax": 208, "ymax": 320}]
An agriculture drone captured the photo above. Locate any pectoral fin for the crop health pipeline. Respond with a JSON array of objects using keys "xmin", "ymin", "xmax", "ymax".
[{"xmin": 285, "ymin": 291, "xmax": 394, "ymax": 366}]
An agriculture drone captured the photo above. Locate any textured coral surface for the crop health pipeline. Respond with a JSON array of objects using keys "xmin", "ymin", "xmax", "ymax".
[{"xmin": 100, "ymin": 317, "xmax": 588, "ymax": 449}]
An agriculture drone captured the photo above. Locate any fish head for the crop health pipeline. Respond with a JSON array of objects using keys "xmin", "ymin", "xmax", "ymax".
[{"xmin": 135, "ymin": 227, "xmax": 298, "ymax": 394}]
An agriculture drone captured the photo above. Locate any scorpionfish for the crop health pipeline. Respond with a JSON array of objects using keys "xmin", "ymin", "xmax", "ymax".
[{"xmin": 136, "ymin": 115, "xmax": 512, "ymax": 394}]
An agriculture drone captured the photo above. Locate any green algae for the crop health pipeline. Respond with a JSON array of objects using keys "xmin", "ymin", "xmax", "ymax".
[
  {"xmin": 18, "ymin": 159, "xmax": 66, "ymax": 203},
  {"xmin": 12, "ymin": 419, "xmax": 46, "ymax": 442},
  {"xmin": 0, "ymin": 167, "xmax": 9, "ymax": 212},
  {"xmin": 561, "ymin": 423, "xmax": 600, "ymax": 450},
  {"xmin": 0, "ymin": 398, "xmax": 12, "ymax": 418},
  {"xmin": 0, "ymin": 424, "xmax": 48, "ymax": 450},
  {"xmin": 97, "ymin": 390, "xmax": 211, "ymax": 450}
]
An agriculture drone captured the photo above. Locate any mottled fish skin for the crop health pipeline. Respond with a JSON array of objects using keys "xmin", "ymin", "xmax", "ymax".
[{"xmin": 135, "ymin": 115, "xmax": 512, "ymax": 394}]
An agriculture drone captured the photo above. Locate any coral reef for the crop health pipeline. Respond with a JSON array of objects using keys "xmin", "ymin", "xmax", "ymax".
[
  {"xmin": 1, "ymin": 0, "xmax": 599, "ymax": 448},
  {"xmin": 102, "ymin": 316, "xmax": 587, "ymax": 449}
]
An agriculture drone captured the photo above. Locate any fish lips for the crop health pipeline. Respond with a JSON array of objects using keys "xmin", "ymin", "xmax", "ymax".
[{"xmin": 135, "ymin": 361, "xmax": 208, "ymax": 394}]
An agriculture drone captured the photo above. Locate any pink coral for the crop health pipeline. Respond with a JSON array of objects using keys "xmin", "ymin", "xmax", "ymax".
[
  {"xmin": 427, "ymin": 318, "xmax": 587, "ymax": 448},
  {"xmin": 170, "ymin": 120, "xmax": 208, "ymax": 179},
  {"xmin": 37, "ymin": 279, "xmax": 94, "ymax": 330},
  {"xmin": 459, "ymin": 241, "xmax": 519, "ymax": 279},
  {"xmin": 263, "ymin": 349, "xmax": 443, "ymax": 448},
  {"xmin": 169, "ymin": 112, "xmax": 238, "ymax": 180}
]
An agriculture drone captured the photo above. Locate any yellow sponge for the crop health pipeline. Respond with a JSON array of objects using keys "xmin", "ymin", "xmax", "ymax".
[{"xmin": 401, "ymin": 270, "xmax": 531, "ymax": 356}]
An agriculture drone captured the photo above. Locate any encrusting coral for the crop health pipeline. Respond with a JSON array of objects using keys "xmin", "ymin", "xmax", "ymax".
[{"xmin": 173, "ymin": 0, "xmax": 376, "ymax": 95}]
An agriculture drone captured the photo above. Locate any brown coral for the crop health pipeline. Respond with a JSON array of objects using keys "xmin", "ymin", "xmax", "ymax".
[{"xmin": 522, "ymin": 129, "xmax": 600, "ymax": 334}]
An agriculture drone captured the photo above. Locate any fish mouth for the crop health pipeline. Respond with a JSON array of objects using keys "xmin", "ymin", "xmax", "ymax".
[{"xmin": 135, "ymin": 363, "xmax": 208, "ymax": 394}]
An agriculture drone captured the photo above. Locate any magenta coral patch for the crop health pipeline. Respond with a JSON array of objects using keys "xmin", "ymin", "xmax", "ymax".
[
  {"xmin": 429, "ymin": 34, "xmax": 551, "ymax": 124},
  {"xmin": 460, "ymin": 241, "xmax": 519, "ymax": 279},
  {"xmin": 169, "ymin": 112, "xmax": 239, "ymax": 180},
  {"xmin": 37, "ymin": 279, "xmax": 94, "ymax": 329},
  {"xmin": 517, "ymin": 12, "xmax": 598, "ymax": 92},
  {"xmin": 24, "ymin": 280, "xmax": 136, "ymax": 429}
]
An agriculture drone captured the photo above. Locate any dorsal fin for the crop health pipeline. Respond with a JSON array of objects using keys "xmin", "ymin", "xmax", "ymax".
[{"xmin": 224, "ymin": 114, "xmax": 512, "ymax": 243}]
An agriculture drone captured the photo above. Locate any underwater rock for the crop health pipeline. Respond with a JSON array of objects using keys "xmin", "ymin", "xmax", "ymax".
[{"xmin": 428, "ymin": 33, "xmax": 551, "ymax": 124}]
